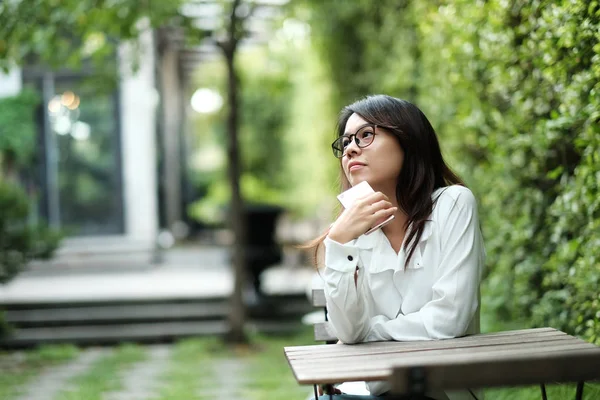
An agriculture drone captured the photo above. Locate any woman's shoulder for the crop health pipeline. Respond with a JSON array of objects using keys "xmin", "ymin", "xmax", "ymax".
[{"xmin": 433, "ymin": 185, "xmax": 478, "ymax": 215}]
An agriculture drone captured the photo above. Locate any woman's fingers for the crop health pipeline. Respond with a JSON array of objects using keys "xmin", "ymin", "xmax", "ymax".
[
  {"xmin": 369, "ymin": 206, "xmax": 397, "ymax": 228},
  {"xmin": 357, "ymin": 191, "xmax": 389, "ymax": 206},
  {"xmin": 369, "ymin": 199, "xmax": 393, "ymax": 212},
  {"xmin": 350, "ymin": 192, "xmax": 396, "ymax": 230},
  {"xmin": 373, "ymin": 206, "xmax": 397, "ymax": 219},
  {"xmin": 328, "ymin": 191, "xmax": 396, "ymax": 243}
]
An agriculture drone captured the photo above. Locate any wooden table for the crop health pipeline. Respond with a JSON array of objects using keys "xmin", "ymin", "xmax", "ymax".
[{"xmin": 284, "ymin": 327, "xmax": 600, "ymax": 399}]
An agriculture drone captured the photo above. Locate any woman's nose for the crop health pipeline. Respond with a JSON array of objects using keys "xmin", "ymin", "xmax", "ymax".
[{"xmin": 344, "ymin": 138, "xmax": 361, "ymax": 157}]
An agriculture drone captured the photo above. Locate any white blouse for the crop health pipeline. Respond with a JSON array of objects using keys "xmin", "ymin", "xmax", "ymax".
[{"xmin": 323, "ymin": 185, "xmax": 485, "ymax": 400}]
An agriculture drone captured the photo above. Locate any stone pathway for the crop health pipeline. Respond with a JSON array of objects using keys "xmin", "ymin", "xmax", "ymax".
[
  {"xmin": 104, "ymin": 345, "xmax": 172, "ymax": 400},
  {"xmin": 14, "ymin": 348, "xmax": 110, "ymax": 400},
  {"xmin": 4, "ymin": 342, "xmax": 306, "ymax": 400}
]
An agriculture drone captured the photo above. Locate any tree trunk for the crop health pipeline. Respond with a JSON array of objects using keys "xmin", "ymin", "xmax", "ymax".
[{"xmin": 222, "ymin": 0, "xmax": 247, "ymax": 344}]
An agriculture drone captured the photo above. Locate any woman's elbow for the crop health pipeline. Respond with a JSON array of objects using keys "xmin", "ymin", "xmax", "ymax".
[
  {"xmin": 427, "ymin": 326, "xmax": 463, "ymax": 340},
  {"xmin": 338, "ymin": 336, "xmax": 362, "ymax": 344},
  {"xmin": 331, "ymin": 321, "xmax": 368, "ymax": 344},
  {"xmin": 425, "ymin": 312, "xmax": 472, "ymax": 339}
]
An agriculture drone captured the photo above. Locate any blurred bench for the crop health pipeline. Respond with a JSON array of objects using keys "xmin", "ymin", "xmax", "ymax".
[
  {"xmin": 311, "ymin": 288, "xmax": 337, "ymax": 343},
  {"xmin": 309, "ymin": 288, "xmax": 337, "ymax": 398}
]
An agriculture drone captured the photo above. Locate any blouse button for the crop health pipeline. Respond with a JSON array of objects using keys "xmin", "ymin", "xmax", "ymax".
[{"xmin": 347, "ymin": 255, "xmax": 353, "ymax": 261}]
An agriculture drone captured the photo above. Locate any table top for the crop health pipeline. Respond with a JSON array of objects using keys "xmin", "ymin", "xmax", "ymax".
[{"xmin": 284, "ymin": 327, "xmax": 600, "ymax": 392}]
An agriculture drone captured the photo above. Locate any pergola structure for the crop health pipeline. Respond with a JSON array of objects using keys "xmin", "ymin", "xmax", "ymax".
[
  {"xmin": 159, "ymin": 0, "xmax": 288, "ymax": 81},
  {"xmin": 153, "ymin": 0, "xmax": 288, "ymax": 236}
]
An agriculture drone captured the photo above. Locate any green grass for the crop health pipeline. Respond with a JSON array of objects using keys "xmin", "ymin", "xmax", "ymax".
[
  {"xmin": 153, "ymin": 336, "xmax": 223, "ymax": 400},
  {"xmin": 55, "ymin": 343, "xmax": 146, "ymax": 400},
  {"xmin": 0, "ymin": 325, "xmax": 598, "ymax": 400},
  {"xmin": 484, "ymin": 382, "xmax": 600, "ymax": 400},
  {"xmin": 244, "ymin": 328, "xmax": 316, "ymax": 400},
  {"xmin": 0, "ymin": 344, "xmax": 79, "ymax": 399},
  {"xmin": 152, "ymin": 327, "xmax": 316, "ymax": 400}
]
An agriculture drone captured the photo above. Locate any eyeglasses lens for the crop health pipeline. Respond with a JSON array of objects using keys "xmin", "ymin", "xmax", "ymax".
[{"xmin": 332, "ymin": 126, "xmax": 375, "ymax": 158}]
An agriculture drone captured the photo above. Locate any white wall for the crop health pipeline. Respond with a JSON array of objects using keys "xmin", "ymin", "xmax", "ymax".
[
  {"xmin": 118, "ymin": 24, "xmax": 159, "ymax": 247},
  {"xmin": 0, "ymin": 68, "xmax": 22, "ymax": 97},
  {"xmin": 1, "ymin": 38, "xmax": 161, "ymax": 267},
  {"xmin": 58, "ymin": 24, "xmax": 160, "ymax": 265}
]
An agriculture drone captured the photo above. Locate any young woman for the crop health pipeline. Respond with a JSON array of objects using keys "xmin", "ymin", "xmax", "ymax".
[{"xmin": 312, "ymin": 95, "xmax": 485, "ymax": 400}]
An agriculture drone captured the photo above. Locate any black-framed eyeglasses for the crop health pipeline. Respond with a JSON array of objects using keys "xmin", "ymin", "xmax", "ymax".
[{"xmin": 331, "ymin": 124, "xmax": 378, "ymax": 158}]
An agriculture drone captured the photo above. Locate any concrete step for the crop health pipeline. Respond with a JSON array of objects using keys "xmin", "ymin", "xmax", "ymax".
[
  {"xmin": 0, "ymin": 294, "xmax": 312, "ymax": 348},
  {"xmin": 5, "ymin": 302, "xmax": 230, "ymax": 327},
  {"xmin": 1, "ymin": 319, "xmax": 307, "ymax": 348},
  {"xmin": 2, "ymin": 321, "xmax": 229, "ymax": 347},
  {"xmin": 27, "ymin": 237, "xmax": 157, "ymax": 270},
  {"xmin": 5, "ymin": 295, "xmax": 312, "ymax": 327},
  {"xmin": 0, "ymin": 245, "xmax": 316, "ymax": 348}
]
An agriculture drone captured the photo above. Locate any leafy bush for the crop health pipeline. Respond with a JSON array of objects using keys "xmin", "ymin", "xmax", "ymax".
[
  {"xmin": 0, "ymin": 181, "xmax": 62, "ymax": 284},
  {"xmin": 0, "ymin": 89, "xmax": 39, "ymax": 177}
]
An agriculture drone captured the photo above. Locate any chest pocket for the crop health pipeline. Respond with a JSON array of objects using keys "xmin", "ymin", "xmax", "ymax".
[
  {"xmin": 404, "ymin": 222, "xmax": 433, "ymax": 271},
  {"xmin": 405, "ymin": 250, "xmax": 424, "ymax": 270}
]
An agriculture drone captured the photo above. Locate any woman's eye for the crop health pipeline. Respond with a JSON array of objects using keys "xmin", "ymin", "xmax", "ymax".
[
  {"xmin": 342, "ymin": 138, "xmax": 351, "ymax": 147},
  {"xmin": 361, "ymin": 131, "xmax": 374, "ymax": 139}
]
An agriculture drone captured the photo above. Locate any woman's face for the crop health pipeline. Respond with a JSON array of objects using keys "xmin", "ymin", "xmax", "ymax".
[{"xmin": 341, "ymin": 113, "xmax": 404, "ymax": 190}]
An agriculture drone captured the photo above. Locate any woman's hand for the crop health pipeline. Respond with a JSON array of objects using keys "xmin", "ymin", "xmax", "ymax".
[
  {"xmin": 318, "ymin": 384, "xmax": 342, "ymax": 396},
  {"xmin": 328, "ymin": 192, "xmax": 397, "ymax": 244}
]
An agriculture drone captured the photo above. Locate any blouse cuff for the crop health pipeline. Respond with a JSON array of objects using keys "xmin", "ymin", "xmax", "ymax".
[{"xmin": 324, "ymin": 236, "xmax": 360, "ymax": 273}]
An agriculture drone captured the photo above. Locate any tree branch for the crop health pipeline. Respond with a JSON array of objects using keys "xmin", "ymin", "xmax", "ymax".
[{"xmin": 227, "ymin": 0, "xmax": 242, "ymax": 53}]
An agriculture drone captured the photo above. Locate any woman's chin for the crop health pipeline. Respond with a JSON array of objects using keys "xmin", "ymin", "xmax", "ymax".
[{"xmin": 349, "ymin": 177, "xmax": 369, "ymax": 187}]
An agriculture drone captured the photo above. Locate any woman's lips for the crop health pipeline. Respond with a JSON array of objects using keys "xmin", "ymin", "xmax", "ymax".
[{"xmin": 349, "ymin": 164, "xmax": 365, "ymax": 172}]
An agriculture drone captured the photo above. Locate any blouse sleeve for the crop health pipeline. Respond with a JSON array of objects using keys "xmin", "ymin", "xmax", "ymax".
[
  {"xmin": 322, "ymin": 237, "xmax": 372, "ymax": 344},
  {"xmin": 364, "ymin": 189, "xmax": 484, "ymax": 342}
]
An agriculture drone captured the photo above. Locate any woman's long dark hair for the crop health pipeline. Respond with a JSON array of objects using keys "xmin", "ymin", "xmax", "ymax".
[{"xmin": 305, "ymin": 94, "xmax": 465, "ymax": 267}]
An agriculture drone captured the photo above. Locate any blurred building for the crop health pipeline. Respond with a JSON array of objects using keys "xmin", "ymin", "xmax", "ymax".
[
  {"xmin": 0, "ymin": 27, "xmax": 191, "ymax": 267},
  {"xmin": 0, "ymin": 2, "xmax": 287, "ymax": 268}
]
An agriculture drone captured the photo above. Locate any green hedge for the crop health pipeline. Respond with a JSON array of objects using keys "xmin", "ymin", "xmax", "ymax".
[
  {"xmin": 0, "ymin": 89, "xmax": 39, "ymax": 175},
  {"xmin": 302, "ymin": 0, "xmax": 599, "ymax": 342},
  {"xmin": 0, "ymin": 181, "xmax": 62, "ymax": 283}
]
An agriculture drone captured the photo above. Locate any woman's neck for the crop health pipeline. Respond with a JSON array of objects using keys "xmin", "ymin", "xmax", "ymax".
[
  {"xmin": 383, "ymin": 206, "xmax": 407, "ymax": 231},
  {"xmin": 371, "ymin": 183, "xmax": 408, "ymax": 253}
]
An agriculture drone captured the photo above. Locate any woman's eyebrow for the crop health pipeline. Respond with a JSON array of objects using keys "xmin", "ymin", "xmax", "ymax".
[{"xmin": 343, "ymin": 123, "xmax": 372, "ymax": 136}]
